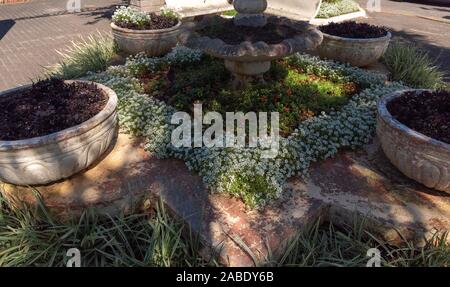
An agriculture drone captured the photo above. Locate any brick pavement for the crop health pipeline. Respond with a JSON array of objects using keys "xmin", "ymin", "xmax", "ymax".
[
  {"xmin": 356, "ymin": 0, "xmax": 450, "ymax": 80},
  {"xmin": 0, "ymin": 0, "xmax": 123, "ymax": 91},
  {"xmin": 1, "ymin": 0, "xmax": 449, "ymax": 92}
]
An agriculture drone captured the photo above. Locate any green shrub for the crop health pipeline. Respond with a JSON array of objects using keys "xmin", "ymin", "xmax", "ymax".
[
  {"xmin": 86, "ymin": 49, "xmax": 393, "ymax": 208},
  {"xmin": 49, "ymin": 32, "xmax": 117, "ymax": 80},
  {"xmin": 382, "ymin": 41, "xmax": 446, "ymax": 89}
]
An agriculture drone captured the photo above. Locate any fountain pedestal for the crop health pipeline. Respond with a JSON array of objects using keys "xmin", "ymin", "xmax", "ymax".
[{"xmin": 224, "ymin": 60, "xmax": 270, "ymax": 88}]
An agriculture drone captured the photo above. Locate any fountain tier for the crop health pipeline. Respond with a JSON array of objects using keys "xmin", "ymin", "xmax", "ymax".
[{"xmin": 180, "ymin": 15, "xmax": 323, "ymax": 88}]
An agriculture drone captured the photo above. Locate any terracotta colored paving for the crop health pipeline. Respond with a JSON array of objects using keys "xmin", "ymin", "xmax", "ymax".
[{"xmin": 3, "ymin": 134, "xmax": 449, "ymax": 266}]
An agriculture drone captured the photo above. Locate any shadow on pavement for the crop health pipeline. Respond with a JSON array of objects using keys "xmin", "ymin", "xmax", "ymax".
[{"xmin": 0, "ymin": 20, "xmax": 15, "ymax": 41}]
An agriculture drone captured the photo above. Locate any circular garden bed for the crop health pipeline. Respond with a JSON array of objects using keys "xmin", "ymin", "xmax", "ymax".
[
  {"xmin": 137, "ymin": 54, "xmax": 359, "ymax": 136},
  {"xmin": 85, "ymin": 47, "xmax": 402, "ymax": 207}
]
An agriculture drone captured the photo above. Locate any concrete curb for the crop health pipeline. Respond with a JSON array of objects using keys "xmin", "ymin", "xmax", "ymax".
[{"xmin": 310, "ymin": 7, "xmax": 366, "ymax": 25}]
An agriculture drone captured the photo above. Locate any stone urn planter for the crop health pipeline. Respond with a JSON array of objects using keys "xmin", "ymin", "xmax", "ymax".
[
  {"xmin": 111, "ymin": 20, "xmax": 182, "ymax": 56},
  {"xmin": 377, "ymin": 90, "xmax": 450, "ymax": 193},
  {"xmin": 318, "ymin": 30, "xmax": 391, "ymax": 67},
  {"xmin": 0, "ymin": 81, "xmax": 118, "ymax": 186}
]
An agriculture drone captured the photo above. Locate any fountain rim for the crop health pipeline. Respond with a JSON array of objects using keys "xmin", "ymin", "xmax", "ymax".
[{"xmin": 180, "ymin": 15, "xmax": 323, "ymax": 62}]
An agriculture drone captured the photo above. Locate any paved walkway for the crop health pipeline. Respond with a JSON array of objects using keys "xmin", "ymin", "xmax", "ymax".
[
  {"xmin": 0, "ymin": 0, "xmax": 123, "ymax": 91},
  {"xmin": 1, "ymin": 0, "xmax": 449, "ymax": 92},
  {"xmin": 356, "ymin": 0, "xmax": 450, "ymax": 80}
]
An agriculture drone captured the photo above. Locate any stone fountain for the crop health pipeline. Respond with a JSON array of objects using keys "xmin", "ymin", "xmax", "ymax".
[{"xmin": 180, "ymin": 0, "xmax": 323, "ymax": 88}]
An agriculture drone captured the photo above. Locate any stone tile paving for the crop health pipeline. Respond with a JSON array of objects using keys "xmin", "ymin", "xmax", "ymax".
[
  {"xmin": 0, "ymin": 0, "xmax": 124, "ymax": 91},
  {"xmin": 3, "ymin": 134, "xmax": 449, "ymax": 266}
]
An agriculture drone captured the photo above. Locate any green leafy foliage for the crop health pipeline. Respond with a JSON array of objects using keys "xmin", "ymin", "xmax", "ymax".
[{"xmin": 268, "ymin": 219, "xmax": 450, "ymax": 267}]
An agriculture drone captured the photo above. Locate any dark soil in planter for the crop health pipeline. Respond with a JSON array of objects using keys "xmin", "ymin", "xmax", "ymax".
[
  {"xmin": 198, "ymin": 19, "xmax": 297, "ymax": 45},
  {"xmin": 388, "ymin": 90, "xmax": 450, "ymax": 144},
  {"xmin": 115, "ymin": 13, "xmax": 178, "ymax": 30},
  {"xmin": 0, "ymin": 78, "xmax": 108, "ymax": 141},
  {"xmin": 320, "ymin": 21, "xmax": 388, "ymax": 39}
]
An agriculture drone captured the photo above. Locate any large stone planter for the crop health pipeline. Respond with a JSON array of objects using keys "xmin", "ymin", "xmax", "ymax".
[
  {"xmin": 318, "ymin": 31, "xmax": 391, "ymax": 67},
  {"xmin": 377, "ymin": 89, "xmax": 450, "ymax": 193},
  {"xmin": 111, "ymin": 21, "xmax": 182, "ymax": 56},
  {"xmin": 0, "ymin": 81, "xmax": 118, "ymax": 186}
]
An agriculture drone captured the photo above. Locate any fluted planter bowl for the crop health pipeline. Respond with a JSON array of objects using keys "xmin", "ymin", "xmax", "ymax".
[
  {"xmin": 318, "ymin": 32, "xmax": 391, "ymax": 67},
  {"xmin": 377, "ymin": 89, "xmax": 450, "ymax": 193},
  {"xmin": 0, "ymin": 81, "xmax": 118, "ymax": 186},
  {"xmin": 111, "ymin": 21, "xmax": 182, "ymax": 56}
]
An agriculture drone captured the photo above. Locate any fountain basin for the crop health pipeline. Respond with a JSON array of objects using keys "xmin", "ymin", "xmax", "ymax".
[{"xmin": 180, "ymin": 16, "xmax": 322, "ymax": 87}]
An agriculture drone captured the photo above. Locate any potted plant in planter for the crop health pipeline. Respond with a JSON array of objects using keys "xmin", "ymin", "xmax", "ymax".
[
  {"xmin": 318, "ymin": 21, "xmax": 391, "ymax": 67},
  {"xmin": 377, "ymin": 89, "xmax": 449, "ymax": 193},
  {"xmin": 111, "ymin": 6, "xmax": 182, "ymax": 56},
  {"xmin": 0, "ymin": 78, "xmax": 118, "ymax": 186}
]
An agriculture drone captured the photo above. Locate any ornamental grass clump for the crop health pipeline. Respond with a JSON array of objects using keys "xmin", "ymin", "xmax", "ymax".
[
  {"xmin": 49, "ymin": 32, "xmax": 117, "ymax": 80},
  {"xmin": 382, "ymin": 41, "xmax": 446, "ymax": 89},
  {"xmin": 0, "ymin": 193, "xmax": 211, "ymax": 267},
  {"xmin": 2, "ymin": 191, "xmax": 447, "ymax": 266}
]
